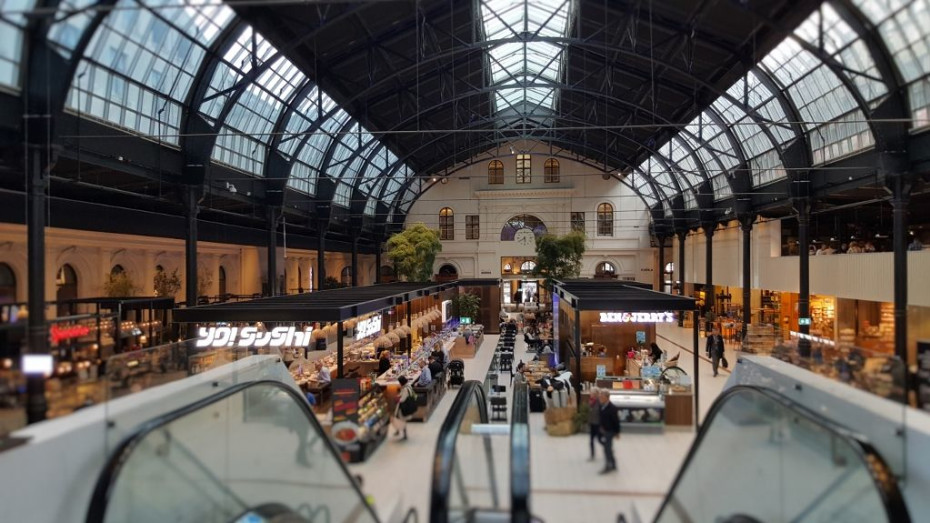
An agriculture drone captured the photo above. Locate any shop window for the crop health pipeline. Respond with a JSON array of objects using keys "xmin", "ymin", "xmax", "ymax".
[
  {"xmin": 516, "ymin": 154, "xmax": 531, "ymax": 183},
  {"xmin": 597, "ymin": 202, "xmax": 614, "ymax": 236},
  {"xmin": 544, "ymin": 158, "xmax": 559, "ymax": 183},
  {"xmin": 466, "ymin": 215, "xmax": 479, "ymax": 240},
  {"xmin": 571, "ymin": 212, "xmax": 585, "ymax": 233},
  {"xmin": 488, "ymin": 160, "xmax": 504, "ymax": 184},
  {"xmin": 439, "ymin": 207, "xmax": 454, "ymax": 240},
  {"xmin": 0, "ymin": 263, "xmax": 15, "ymax": 301}
]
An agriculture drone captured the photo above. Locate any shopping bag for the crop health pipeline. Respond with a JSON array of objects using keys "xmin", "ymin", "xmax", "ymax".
[{"xmin": 721, "ymin": 356, "xmax": 729, "ymax": 369}]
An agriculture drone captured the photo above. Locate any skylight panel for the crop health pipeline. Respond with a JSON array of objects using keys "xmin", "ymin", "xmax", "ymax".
[{"xmin": 480, "ymin": 0, "xmax": 573, "ymax": 116}]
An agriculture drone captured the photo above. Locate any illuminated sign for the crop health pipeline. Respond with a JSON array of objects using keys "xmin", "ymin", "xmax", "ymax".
[
  {"xmin": 355, "ymin": 315, "xmax": 382, "ymax": 340},
  {"xmin": 599, "ymin": 312, "xmax": 675, "ymax": 323},
  {"xmin": 22, "ymin": 354, "xmax": 53, "ymax": 376},
  {"xmin": 196, "ymin": 326, "xmax": 313, "ymax": 348},
  {"xmin": 50, "ymin": 325, "xmax": 91, "ymax": 343}
]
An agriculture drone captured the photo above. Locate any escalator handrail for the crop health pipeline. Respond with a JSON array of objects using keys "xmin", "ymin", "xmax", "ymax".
[
  {"xmin": 430, "ymin": 380, "xmax": 489, "ymax": 523},
  {"xmin": 653, "ymin": 384, "xmax": 910, "ymax": 523},
  {"xmin": 510, "ymin": 381, "xmax": 531, "ymax": 523},
  {"xmin": 85, "ymin": 379, "xmax": 380, "ymax": 523}
]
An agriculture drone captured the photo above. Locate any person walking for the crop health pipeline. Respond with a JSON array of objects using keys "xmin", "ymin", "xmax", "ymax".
[
  {"xmin": 587, "ymin": 388, "xmax": 601, "ymax": 461},
  {"xmin": 706, "ymin": 329, "xmax": 725, "ymax": 377},
  {"xmin": 597, "ymin": 390, "xmax": 620, "ymax": 474},
  {"xmin": 392, "ymin": 376, "xmax": 415, "ymax": 440}
]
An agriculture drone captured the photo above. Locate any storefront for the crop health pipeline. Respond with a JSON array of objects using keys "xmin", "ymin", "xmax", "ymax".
[
  {"xmin": 551, "ymin": 279, "xmax": 699, "ymax": 428},
  {"xmin": 174, "ymin": 282, "xmax": 464, "ymax": 463}
]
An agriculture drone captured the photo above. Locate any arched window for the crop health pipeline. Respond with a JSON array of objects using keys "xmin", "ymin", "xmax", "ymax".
[
  {"xmin": 595, "ymin": 262, "xmax": 617, "ymax": 279},
  {"xmin": 379, "ymin": 265, "xmax": 396, "ymax": 283},
  {"xmin": 516, "ymin": 153, "xmax": 531, "ymax": 183},
  {"xmin": 341, "ymin": 266, "xmax": 353, "ymax": 286},
  {"xmin": 218, "ymin": 266, "xmax": 227, "ymax": 295},
  {"xmin": 544, "ymin": 158, "xmax": 560, "ymax": 183},
  {"xmin": 56, "ymin": 264, "xmax": 78, "ymax": 315},
  {"xmin": 501, "ymin": 214, "xmax": 548, "ymax": 241},
  {"xmin": 437, "ymin": 264, "xmax": 458, "ymax": 282},
  {"xmin": 488, "ymin": 160, "xmax": 504, "ymax": 184},
  {"xmin": 0, "ymin": 263, "xmax": 16, "ymax": 301},
  {"xmin": 111, "ymin": 264, "xmax": 125, "ymax": 275},
  {"xmin": 439, "ymin": 207, "xmax": 454, "ymax": 240},
  {"xmin": 520, "ymin": 261, "xmax": 537, "ymax": 273},
  {"xmin": 597, "ymin": 203, "xmax": 614, "ymax": 236}
]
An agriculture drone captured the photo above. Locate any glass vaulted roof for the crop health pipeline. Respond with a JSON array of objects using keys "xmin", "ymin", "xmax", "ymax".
[
  {"xmin": 480, "ymin": 0, "xmax": 573, "ymax": 118},
  {"xmin": 0, "ymin": 0, "xmax": 36, "ymax": 89}
]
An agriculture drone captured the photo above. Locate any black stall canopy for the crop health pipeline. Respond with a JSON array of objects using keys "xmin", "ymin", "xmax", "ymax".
[
  {"xmin": 173, "ymin": 282, "xmax": 455, "ymax": 324},
  {"xmin": 551, "ymin": 279, "xmax": 702, "ymax": 429},
  {"xmin": 173, "ymin": 282, "xmax": 459, "ymax": 378}
]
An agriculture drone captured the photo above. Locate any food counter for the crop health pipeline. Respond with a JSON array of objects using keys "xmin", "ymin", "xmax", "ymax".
[{"xmin": 330, "ymin": 384, "xmax": 390, "ymax": 464}]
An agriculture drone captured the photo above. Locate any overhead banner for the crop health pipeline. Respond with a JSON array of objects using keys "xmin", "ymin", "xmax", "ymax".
[
  {"xmin": 355, "ymin": 314, "xmax": 382, "ymax": 340},
  {"xmin": 599, "ymin": 312, "xmax": 675, "ymax": 324},
  {"xmin": 196, "ymin": 326, "xmax": 313, "ymax": 348}
]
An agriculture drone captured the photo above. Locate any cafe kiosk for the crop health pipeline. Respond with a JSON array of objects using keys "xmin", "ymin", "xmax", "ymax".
[
  {"xmin": 174, "ymin": 281, "xmax": 462, "ymax": 462},
  {"xmin": 551, "ymin": 279, "xmax": 700, "ymax": 429}
]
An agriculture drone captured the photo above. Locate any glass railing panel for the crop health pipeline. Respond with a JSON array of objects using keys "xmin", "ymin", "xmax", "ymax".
[
  {"xmin": 103, "ymin": 342, "xmax": 285, "ymax": 452},
  {"xmin": 91, "ymin": 381, "xmax": 377, "ymax": 523},
  {"xmin": 432, "ymin": 381, "xmax": 508, "ymax": 523},
  {"xmin": 655, "ymin": 386, "xmax": 908, "ymax": 523}
]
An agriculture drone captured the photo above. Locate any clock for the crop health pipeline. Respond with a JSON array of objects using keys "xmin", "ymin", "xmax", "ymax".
[{"xmin": 514, "ymin": 228, "xmax": 536, "ymax": 246}]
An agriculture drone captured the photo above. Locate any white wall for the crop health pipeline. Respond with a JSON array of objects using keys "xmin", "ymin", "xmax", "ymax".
[
  {"xmin": 669, "ymin": 219, "xmax": 930, "ymax": 307},
  {"xmin": 404, "ymin": 142, "xmax": 654, "ymax": 281},
  {"xmin": 0, "ymin": 224, "xmax": 376, "ymax": 310}
]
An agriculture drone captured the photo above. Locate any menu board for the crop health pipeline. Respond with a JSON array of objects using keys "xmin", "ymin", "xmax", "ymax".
[
  {"xmin": 331, "ymin": 379, "xmax": 361, "ymax": 454},
  {"xmin": 918, "ymin": 341, "xmax": 930, "ymax": 411}
]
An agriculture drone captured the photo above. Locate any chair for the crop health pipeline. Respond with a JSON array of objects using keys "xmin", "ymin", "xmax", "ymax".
[{"xmin": 490, "ymin": 395, "xmax": 508, "ymax": 422}]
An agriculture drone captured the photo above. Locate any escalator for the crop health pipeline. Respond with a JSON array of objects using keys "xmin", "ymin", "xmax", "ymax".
[
  {"xmin": 653, "ymin": 385, "xmax": 910, "ymax": 523},
  {"xmin": 85, "ymin": 380, "xmax": 380, "ymax": 523},
  {"xmin": 430, "ymin": 380, "xmax": 532, "ymax": 523}
]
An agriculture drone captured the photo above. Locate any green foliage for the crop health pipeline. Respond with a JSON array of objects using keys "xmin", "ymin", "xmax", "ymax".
[
  {"xmin": 104, "ymin": 271, "xmax": 138, "ymax": 297},
  {"xmin": 573, "ymin": 399, "xmax": 591, "ymax": 433},
  {"xmin": 533, "ymin": 230, "xmax": 586, "ymax": 289},
  {"xmin": 386, "ymin": 223, "xmax": 443, "ymax": 282},
  {"xmin": 451, "ymin": 292, "xmax": 481, "ymax": 320},
  {"xmin": 322, "ymin": 276, "xmax": 346, "ymax": 290},
  {"xmin": 153, "ymin": 268, "xmax": 182, "ymax": 298}
]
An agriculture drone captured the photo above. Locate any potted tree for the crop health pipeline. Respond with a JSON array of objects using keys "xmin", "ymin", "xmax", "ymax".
[
  {"xmin": 533, "ymin": 230, "xmax": 586, "ymax": 302},
  {"xmin": 386, "ymin": 223, "xmax": 442, "ymax": 282}
]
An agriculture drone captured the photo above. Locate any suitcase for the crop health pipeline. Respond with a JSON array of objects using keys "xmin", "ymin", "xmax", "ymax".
[{"xmin": 529, "ymin": 389, "xmax": 547, "ymax": 412}]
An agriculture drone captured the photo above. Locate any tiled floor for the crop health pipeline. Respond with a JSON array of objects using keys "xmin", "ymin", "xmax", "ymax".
[{"xmin": 350, "ymin": 325, "xmax": 733, "ymax": 523}]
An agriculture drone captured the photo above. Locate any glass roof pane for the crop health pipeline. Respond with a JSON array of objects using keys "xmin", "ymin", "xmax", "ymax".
[
  {"xmin": 288, "ymin": 160, "xmax": 317, "ymax": 195},
  {"xmin": 712, "ymin": 174, "xmax": 732, "ymax": 200},
  {"xmin": 47, "ymin": 0, "xmax": 95, "ymax": 57},
  {"xmin": 751, "ymin": 149, "xmax": 787, "ymax": 187},
  {"xmin": 212, "ymin": 130, "xmax": 265, "ymax": 176},
  {"xmin": 854, "ymin": 0, "xmax": 930, "ymax": 84},
  {"xmin": 67, "ymin": 60, "xmax": 182, "ymax": 144},
  {"xmin": 0, "ymin": 0, "xmax": 33, "ymax": 88},
  {"xmin": 683, "ymin": 189, "xmax": 697, "ymax": 210},
  {"xmin": 199, "ymin": 26, "xmax": 277, "ymax": 121},
  {"xmin": 711, "ymin": 99, "xmax": 773, "ymax": 161},
  {"xmin": 664, "ymin": 138, "xmax": 703, "ymax": 189},
  {"xmin": 630, "ymin": 170, "xmax": 658, "ymax": 206},
  {"xmin": 794, "ymin": 4, "xmax": 886, "ymax": 103},
  {"xmin": 364, "ymin": 197, "xmax": 377, "ymax": 217},
  {"xmin": 481, "ymin": 0, "xmax": 571, "ymax": 117},
  {"xmin": 333, "ymin": 182, "xmax": 352, "ymax": 208}
]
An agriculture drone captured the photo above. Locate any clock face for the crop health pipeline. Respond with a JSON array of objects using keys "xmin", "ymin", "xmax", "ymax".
[{"xmin": 514, "ymin": 228, "xmax": 535, "ymax": 246}]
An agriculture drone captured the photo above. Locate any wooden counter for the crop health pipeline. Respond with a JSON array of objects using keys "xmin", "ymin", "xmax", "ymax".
[
  {"xmin": 569, "ymin": 356, "xmax": 625, "ymax": 382},
  {"xmin": 664, "ymin": 393, "xmax": 693, "ymax": 426},
  {"xmin": 450, "ymin": 333, "xmax": 483, "ymax": 359}
]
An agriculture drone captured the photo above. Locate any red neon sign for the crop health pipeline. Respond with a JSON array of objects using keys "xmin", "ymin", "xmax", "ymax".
[{"xmin": 50, "ymin": 325, "xmax": 91, "ymax": 344}]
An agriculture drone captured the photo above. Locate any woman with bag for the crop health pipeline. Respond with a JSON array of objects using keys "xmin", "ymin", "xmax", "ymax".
[{"xmin": 392, "ymin": 376, "xmax": 416, "ymax": 441}]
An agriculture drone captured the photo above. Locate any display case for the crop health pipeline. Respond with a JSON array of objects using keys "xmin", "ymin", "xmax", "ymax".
[
  {"xmin": 742, "ymin": 324, "xmax": 776, "ymax": 354},
  {"xmin": 335, "ymin": 386, "xmax": 390, "ymax": 464},
  {"xmin": 607, "ymin": 390, "xmax": 665, "ymax": 425}
]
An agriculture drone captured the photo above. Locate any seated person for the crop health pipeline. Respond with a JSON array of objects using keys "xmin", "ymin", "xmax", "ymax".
[
  {"xmin": 649, "ymin": 342, "xmax": 663, "ymax": 365},
  {"xmin": 428, "ymin": 355, "xmax": 443, "ymax": 378},
  {"xmin": 430, "ymin": 349, "xmax": 445, "ymax": 366},
  {"xmin": 378, "ymin": 350, "xmax": 392, "ymax": 375},
  {"xmin": 416, "ymin": 359, "xmax": 432, "ymax": 387},
  {"xmin": 540, "ymin": 343, "xmax": 553, "ymax": 355},
  {"xmin": 315, "ymin": 361, "xmax": 331, "ymax": 385}
]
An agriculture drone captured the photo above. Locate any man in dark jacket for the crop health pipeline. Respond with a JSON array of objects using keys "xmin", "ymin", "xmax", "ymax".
[
  {"xmin": 597, "ymin": 390, "xmax": 620, "ymax": 473},
  {"xmin": 706, "ymin": 329, "xmax": 725, "ymax": 377}
]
